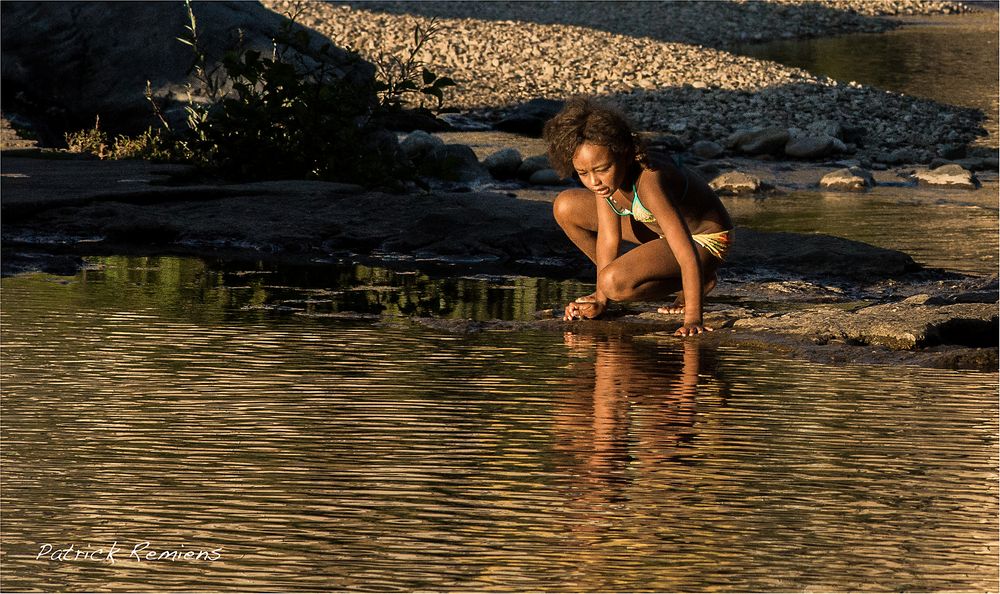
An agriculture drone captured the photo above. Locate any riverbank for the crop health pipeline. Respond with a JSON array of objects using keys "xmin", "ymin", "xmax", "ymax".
[{"xmin": 2, "ymin": 152, "xmax": 996, "ymax": 371}]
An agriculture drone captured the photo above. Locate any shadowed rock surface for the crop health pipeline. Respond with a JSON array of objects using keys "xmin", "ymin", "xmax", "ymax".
[
  {"xmin": 0, "ymin": 1, "xmax": 373, "ymax": 142},
  {"xmin": 730, "ymin": 299, "xmax": 998, "ymax": 349}
]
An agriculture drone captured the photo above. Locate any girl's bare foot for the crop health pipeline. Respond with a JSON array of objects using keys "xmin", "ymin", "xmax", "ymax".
[
  {"xmin": 656, "ymin": 276, "xmax": 717, "ymax": 315},
  {"xmin": 658, "ymin": 300, "xmax": 685, "ymax": 315}
]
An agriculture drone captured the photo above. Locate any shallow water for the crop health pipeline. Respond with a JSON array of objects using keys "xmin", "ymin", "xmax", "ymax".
[
  {"xmin": 726, "ymin": 186, "xmax": 999, "ymax": 276},
  {"xmin": 1, "ymin": 257, "xmax": 997, "ymax": 591},
  {"xmin": 737, "ymin": 11, "xmax": 1000, "ymax": 147}
]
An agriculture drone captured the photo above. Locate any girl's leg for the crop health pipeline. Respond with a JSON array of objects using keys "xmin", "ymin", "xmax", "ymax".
[
  {"xmin": 553, "ymin": 189, "xmax": 599, "ymax": 263},
  {"xmin": 657, "ymin": 276, "xmax": 717, "ymax": 314},
  {"xmin": 597, "ymin": 237, "xmax": 719, "ymax": 303},
  {"xmin": 552, "ymin": 189, "xmax": 654, "ymax": 264}
]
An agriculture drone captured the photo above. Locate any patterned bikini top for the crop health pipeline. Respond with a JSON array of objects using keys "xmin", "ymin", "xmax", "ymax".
[{"xmin": 604, "ymin": 184, "xmax": 657, "ymax": 223}]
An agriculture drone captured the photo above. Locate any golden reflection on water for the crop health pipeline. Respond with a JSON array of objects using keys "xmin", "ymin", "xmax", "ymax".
[
  {"xmin": 737, "ymin": 11, "xmax": 1000, "ymax": 146},
  {"xmin": 1, "ymin": 261, "xmax": 997, "ymax": 591},
  {"xmin": 727, "ymin": 188, "xmax": 999, "ymax": 276}
]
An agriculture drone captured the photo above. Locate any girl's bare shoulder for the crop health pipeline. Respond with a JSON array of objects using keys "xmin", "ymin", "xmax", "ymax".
[{"xmin": 637, "ymin": 153, "xmax": 683, "ymax": 194}]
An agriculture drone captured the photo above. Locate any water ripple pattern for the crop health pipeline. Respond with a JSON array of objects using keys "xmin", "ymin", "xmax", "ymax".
[{"xmin": 2, "ymin": 260, "xmax": 996, "ymax": 591}]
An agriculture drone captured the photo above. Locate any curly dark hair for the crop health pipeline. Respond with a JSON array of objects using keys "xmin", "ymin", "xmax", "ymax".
[{"xmin": 542, "ymin": 96, "xmax": 649, "ymax": 179}]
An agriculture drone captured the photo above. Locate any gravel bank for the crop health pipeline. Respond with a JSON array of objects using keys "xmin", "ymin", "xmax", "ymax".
[
  {"xmin": 290, "ymin": 1, "xmax": 976, "ymax": 49},
  {"xmin": 262, "ymin": 0, "xmax": 989, "ymax": 163}
]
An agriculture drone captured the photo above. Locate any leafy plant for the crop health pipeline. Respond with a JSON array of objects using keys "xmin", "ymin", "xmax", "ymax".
[
  {"xmin": 371, "ymin": 19, "xmax": 457, "ymax": 111},
  {"xmin": 170, "ymin": 0, "xmax": 414, "ymax": 185},
  {"xmin": 64, "ymin": 115, "xmax": 108, "ymax": 158},
  {"xmin": 66, "ymin": 2, "xmax": 459, "ymax": 188}
]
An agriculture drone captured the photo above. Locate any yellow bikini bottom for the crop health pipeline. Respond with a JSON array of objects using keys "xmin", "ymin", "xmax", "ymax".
[{"xmin": 690, "ymin": 229, "xmax": 733, "ymax": 260}]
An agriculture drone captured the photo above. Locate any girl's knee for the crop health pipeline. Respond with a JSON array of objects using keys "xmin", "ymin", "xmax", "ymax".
[
  {"xmin": 552, "ymin": 189, "xmax": 587, "ymax": 225},
  {"xmin": 597, "ymin": 266, "xmax": 629, "ymax": 302}
]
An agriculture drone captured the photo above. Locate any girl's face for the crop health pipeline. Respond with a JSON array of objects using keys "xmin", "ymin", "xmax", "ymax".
[{"xmin": 571, "ymin": 142, "xmax": 628, "ymax": 198}]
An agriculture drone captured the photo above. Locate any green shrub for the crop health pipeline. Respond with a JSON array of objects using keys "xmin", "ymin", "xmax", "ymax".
[
  {"xmin": 371, "ymin": 19, "xmax": 456, "ymax": 112},
  {"xmin": 64, "ymin": 116, "xmax": 109, "ymax": 158},
  {"xmin": 64, "ymin": 2, "xmax": 458, "ymax": 189},
  {"xmin": 65, "ymin": 116, "xmax": 186, "ymax": 162}
]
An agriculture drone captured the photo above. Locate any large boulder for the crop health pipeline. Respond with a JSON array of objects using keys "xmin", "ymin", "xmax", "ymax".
[
  {"xmin": 428, "ymin": 144, "xmax": 490, "ymax": 182},
  {"xmin": 709, "ymin": 171, "xmax": 767, "ymax": 195},
  {"xmin": 912, "ymin": 163, "xmax": 980, "ymax": 189},
  {"xmin": 819, "ymin": 167, "xmax": 876, "ymax": 191},
  {"xmin": 785, "ymin": 134, "xmax": 843, "ymax": 159},
  {"xmin": 726, "ymin": 126, "xmax": 790, "ymax": 155},
  {"xmin": 1, "ymin": 2, "xmax": 373, "ymax": 142},
  {"xmin": 493, "ymin": 98, "xmax": 564, "ymax": 137},
  {"xmin": 400, "ymin": 130, "xmax": 445, "ymax": 163},
  {"xmin": 400, "ymin": 132, "xmax": 487, "ymax": 181},
  {"xmin": 528, "ymin": 168, "xmax": 568, "ymax": 186},
  {"xmin": 482, "ymin": 148, "xmax": 523, "ymax": 179},
  {"xmin": 517, "ymin": 154, "xmax": 552, "ymax": 179},
  {"xmin": 690, "ymin": 140, "xmax": 724, "ymax": 159}
]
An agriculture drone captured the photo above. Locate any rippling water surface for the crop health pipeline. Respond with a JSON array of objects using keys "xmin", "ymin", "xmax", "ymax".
[
  {"xmin": 1, "ymin": 257, "xmax": 996, "ymax": 591},
  {"xmin": 726, "ymin": 187, "xmax": 999, "ymax": 276}
]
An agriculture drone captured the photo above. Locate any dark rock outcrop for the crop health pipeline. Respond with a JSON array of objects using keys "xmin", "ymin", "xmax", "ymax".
[
  {"xmin": 493, "ymin": 98, "xmax": 564, "ymax": 137},
  {"xmin": 725, "ymin": 228, "xmax": 920, "ymax": 282},
  {"xmin": 1, "ymin": 1, "xmax": 373, "ymax": 142}
]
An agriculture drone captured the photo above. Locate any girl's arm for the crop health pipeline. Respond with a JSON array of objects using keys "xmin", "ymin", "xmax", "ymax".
[
  {"xmin": 638, "ymin": 172, "xmax": 709, "ymax": 335},
  {"xmin": 564, "ymin": 193, "xmax": 621, "ymax": 320},
  {"xmin": 593, "ymin": 191, "xmax": 622, "ymax": 304}
]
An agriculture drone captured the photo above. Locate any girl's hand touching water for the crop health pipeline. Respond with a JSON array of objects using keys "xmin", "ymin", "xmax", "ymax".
[{"xmin": 564, "ymin": 293, "xmax": 607, "ymax": 321}]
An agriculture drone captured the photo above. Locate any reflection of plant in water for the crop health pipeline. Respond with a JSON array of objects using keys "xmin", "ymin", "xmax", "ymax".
[
  {"xmin": 73, "ymin": 257, "xmax": 587, "ymax": 323},
  {"xmin": 337, "ymin": 266, "xmax": 585, "ymax": 321}
]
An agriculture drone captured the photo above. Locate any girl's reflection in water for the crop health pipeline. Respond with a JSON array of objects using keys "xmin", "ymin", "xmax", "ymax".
[{"xmin": 554, "ymin": 333, "xmax": 723, "ymax": 505}]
